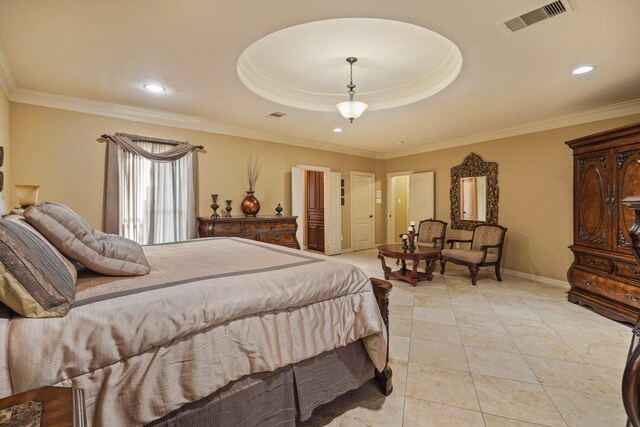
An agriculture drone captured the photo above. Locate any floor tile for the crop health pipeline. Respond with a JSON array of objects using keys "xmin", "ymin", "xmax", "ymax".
[
  {"xmin": 483, "ymin": 413, "xmax": 550, "ymax": 427},
  {"xmin": 454, "ymin": 311, "xmax": 505, "ymax": 332},
  {"xmin": 513, "ymin": 334, "xmax": 583, "ymax": 363},
  {"xmin": 563, "ymin": 338, "xmax": 629, "ymax": 367},
  {"xmin": 412, "ymin": 306, "xmax": 457, "ymax": 325},
  {"xmin": 388, "ymin": 359, "xmax": 407, "ymax": 396},
  {"xmin": 465, "ymin": 347, "xmax": 538, "ymax": 383},
  {"xmin": 473, "ymin": 374, "xmax": 566, "ymax": 426},
  {"xmin": 403, "ymin": 397, "xmax": 485, "ymax": 427},
  {"xmin": 590, "ymin": 363, "xmax": 625, "ymax": 393},
  {"xmin": 411, "ymin": 320, "xmax": 461, "ymax": 345},
  {"xmin": 414, "ymin": 294, "xmax": 452, "ymax": 310},
  {"xmin": 405, "ymin": 363, "xmax": 480, "ymax": 410},
  {"xmin": 459, "ymin": 327, "xmax": 519, "ymax": 353},
  {"xmin": 409, "ymin": 338, "xmax": 469, "ymax": 371},
  {"xmin": 389, "ymin": 317, "xmax": 412, "ymax": 337},
  {"xmin": 524, "ymin": 356, "xmax": 612, "ymax": 394},
  {"xmin": 389, "ymin": 335, "xmax": 410, "ymax": 362},
  {"xmin": 545, "ymin": 386, "xmax": 627, "ymax": 427}
]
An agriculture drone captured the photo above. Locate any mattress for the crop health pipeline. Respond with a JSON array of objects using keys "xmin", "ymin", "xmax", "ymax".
[{"xmin": 2, "ymin": 237, "xmax": 387, "ymax": 426}]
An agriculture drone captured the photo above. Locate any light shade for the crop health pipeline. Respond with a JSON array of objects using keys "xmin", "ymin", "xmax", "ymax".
[
  {"xmin": 15, "ymin": 185, "xmax": 40, "ymax": 207},
  {"xmin": 336, "ymin": 101, "xmax": 368, "ymax": 123}
]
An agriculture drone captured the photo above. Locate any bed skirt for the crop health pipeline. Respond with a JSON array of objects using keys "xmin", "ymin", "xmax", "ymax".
[{"xmin": 148, "ymin": 340, "xmax": 373, "ymax": 426}]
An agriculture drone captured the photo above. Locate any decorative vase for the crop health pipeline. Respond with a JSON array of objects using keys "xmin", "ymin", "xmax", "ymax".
[
  {"xmin": 241, "ymin": 191, "xmax": 260, "ymax": 217},
  {"xmin": 225, "ymin": 200, "xmax": 233, "ymax": 217},
  {"xmin": 275, "ymin": 203, "xmax": 283, "ymax": 217},
  {"xmin": 210, "ymin": 194, "xmax": 220, "ymax": 218}
]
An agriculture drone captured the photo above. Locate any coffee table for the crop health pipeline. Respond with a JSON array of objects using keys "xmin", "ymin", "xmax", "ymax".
[{"xmin": 377, "ymin": 244, "xmax": 441, "ymax": 286}]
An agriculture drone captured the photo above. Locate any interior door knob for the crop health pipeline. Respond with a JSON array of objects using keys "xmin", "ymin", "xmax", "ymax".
[{"xmin": 369, "ymin": 215, "xmax": 373, "ymax": 218}]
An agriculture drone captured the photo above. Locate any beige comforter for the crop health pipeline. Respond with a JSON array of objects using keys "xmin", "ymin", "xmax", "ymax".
[{"xmin": 3, "ymin": 238, "xmax": 386, "ymax": 426}]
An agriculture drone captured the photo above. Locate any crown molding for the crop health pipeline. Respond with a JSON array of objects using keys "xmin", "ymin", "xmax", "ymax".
[
  {"xmin": 377, "ymin": 98, "xmax": 640, "ymax": 159},
  {"xmin": 0, "ymin": 42, "xmax": 16, "ymax": 98},
  {"xmin": 9, "ymin": 88, "xmax": 378, "ymax": 158}
]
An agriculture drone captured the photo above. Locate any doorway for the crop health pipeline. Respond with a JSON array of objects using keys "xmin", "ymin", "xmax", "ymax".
[
  {"xmin": 386, "ymin": 171, "xmax": 435, "ymax": 243},
  {"xmin": 306, "ymin": 170, "xmax": 324, "ymax": 252},
  {"xmin": 291, "ymin": 165, "xmax": 342, "ymax": 255}
]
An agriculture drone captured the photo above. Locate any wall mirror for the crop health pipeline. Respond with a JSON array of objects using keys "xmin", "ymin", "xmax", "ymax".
[{"xmin": 450, "ymin": 153, "xmax": 498, "ymax": 230}]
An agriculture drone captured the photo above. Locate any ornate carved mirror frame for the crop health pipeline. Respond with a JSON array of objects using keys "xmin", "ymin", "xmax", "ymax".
[{"xmin": 450, "ymin": 153, "xmax": 499, "ymax": 230}]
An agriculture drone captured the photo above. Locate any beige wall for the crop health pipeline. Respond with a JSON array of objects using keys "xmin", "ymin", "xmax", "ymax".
[
  {"xmin": 384, "ymin": 113, "xmax": 640, "ymax": 281},
  {"xmin": 8, "ymin": 101, "xmax": 640, "ymax": 281},
  {"xmin": 392, "ymin": 175, "xmax": 408, "ymax": 243},
  {"xmin": 0, "ymin": 89, "xmax": 9, "ymax": 211},
  {"xmin": 8, "ymin": 103, "xmax": 378, "ymax": 249}
]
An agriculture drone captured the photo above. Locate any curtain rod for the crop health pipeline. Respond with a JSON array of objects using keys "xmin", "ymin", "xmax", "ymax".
[{"xmin": 100, "ymin": 133, "xmax": 204, "ymax": 150}]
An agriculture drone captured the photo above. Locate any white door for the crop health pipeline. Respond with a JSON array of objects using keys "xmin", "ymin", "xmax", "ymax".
[
  {"xmin": 409, "ymin": 171, "xmax": 435, "ymax": 222},
  {"xmin": 351, "ymin": 171, "xmax": 375, "ymax": 251},
  {"xmin": 325, "ymin": 172, "xmax": 342, "ymax": 255},
  {"xmin": 291, "ymin": 167, "xmax": 305, "ymax": 248}
]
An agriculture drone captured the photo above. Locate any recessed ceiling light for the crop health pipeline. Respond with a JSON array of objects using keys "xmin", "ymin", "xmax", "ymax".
[
  {"xmin": 333, "ymin": 128, "xmax": 343, "ymax": 133},
  {"xmin": 143, "ymin": 83, "xmax": 166, "ymax": 93},
  {"xmin": 571, "ymin": 65, "xmax": 594, "ymax": 75}
]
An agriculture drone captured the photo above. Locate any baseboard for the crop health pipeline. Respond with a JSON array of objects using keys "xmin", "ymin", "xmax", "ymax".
[
  {"xmin": 501, "ymin": 268, "xmax": 570, "ymax": 289},
  {"xmin": 341, "ymin": 248, "xmax": 353, "ymax": 254}
]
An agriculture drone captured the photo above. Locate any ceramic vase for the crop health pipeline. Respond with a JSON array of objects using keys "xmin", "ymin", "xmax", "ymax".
[{"xmin": 241, "ymin": 191, "xmax": 260, "ymax": 217}]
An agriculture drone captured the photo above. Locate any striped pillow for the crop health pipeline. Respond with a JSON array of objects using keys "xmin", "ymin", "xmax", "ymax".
[{"xmin": 0, "ymin": 217, "xmax": 77, "ymax": 318}]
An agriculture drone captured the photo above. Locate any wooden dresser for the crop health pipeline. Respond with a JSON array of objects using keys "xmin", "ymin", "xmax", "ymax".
[
  {"xmin": 566, "ymin": 122, "xmax": 640, "ymax": 324},
  {"xmin": 197, "ymin": 216, "xmax": 300, "ymax": 249}
]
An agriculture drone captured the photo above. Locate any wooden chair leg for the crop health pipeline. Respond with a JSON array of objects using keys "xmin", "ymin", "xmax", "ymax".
[
  {"xmin": 469, "ymin": 265, "xmax": 479, "ymax": 286},
  {"xmin": 440, "ymin": 257, "xmax": 447, "ymax": 275},
  {"xmin": 495, "ymin": 264, "xmax": 502, "ymax": 281}
]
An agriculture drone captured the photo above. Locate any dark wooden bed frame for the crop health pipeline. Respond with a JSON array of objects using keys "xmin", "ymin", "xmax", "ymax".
[
  {"xmin": 621, "ymin": 197, "xmax": 640, "ymax": 426},
  {"xmin": 370, "ymin": 277, "xmax": 393, "ymax": 395}
]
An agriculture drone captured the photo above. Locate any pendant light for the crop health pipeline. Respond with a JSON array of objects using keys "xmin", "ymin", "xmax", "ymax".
[{"xmin": 335, "ymin": 57, "xmax": 368, "ymax": 123}]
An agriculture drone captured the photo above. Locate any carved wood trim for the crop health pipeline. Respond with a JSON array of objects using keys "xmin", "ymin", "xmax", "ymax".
[
  {"xmin": 450, "ymin": 153, "xmax": 499, "ymax": 231},
  {"xmin": 578, "ymin": 226, "xmax": 608, "ymax": 245},
  {"xmin": 578, "ymin": 154, "xmax": 607, "ymax": 172}
]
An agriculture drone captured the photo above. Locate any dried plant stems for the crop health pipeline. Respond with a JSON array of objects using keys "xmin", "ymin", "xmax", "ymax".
[{"xmin": 247, "ymin": 156, "xmax": 262, "ymax": 192}]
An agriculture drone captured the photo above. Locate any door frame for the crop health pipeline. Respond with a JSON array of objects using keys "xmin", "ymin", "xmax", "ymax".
[
  {"xmin": 350, "ymin": 171, "xmax": 376, "ymax": 251},
  {"xmin": 292, "ymin": 164, "xmax": 340, "ymax": 254},
  {"xmin": 387, "ymin": 171, "xmax": 413, "ymax": 243}
]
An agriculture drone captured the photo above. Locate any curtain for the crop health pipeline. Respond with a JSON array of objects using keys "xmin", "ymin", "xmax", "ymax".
[{"xmin": 104, "ymin": 134, "xmax": 198, "ymax": 245}]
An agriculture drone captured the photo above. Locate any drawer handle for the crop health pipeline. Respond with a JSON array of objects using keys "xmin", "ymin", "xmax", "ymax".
[
  {"xmin": 584, "ymin": 258, "xmax": 599, "ymax": 265},
  {"xmin": 222, "ymin": 225, "xmax": 233, "ymax": 230},
  {"xmin": 630, "ymin": 268, "xmax": 640, "ymax": 276},
  {"xmin": 273, "ymin": 236, "xmax": 281, "ymax": 241},
  {"xmin": 581, "ymin": 279, "xmax": 597, "ymax": 287},
  {"xmin": 626, "ymin": 293, "xmax": 640, "ymax": 303}
]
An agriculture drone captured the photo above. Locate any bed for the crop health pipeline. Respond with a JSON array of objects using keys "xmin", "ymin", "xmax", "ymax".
[{"xmin": 0, "ymin": 234, "xmax": 392, "ymax": 426}]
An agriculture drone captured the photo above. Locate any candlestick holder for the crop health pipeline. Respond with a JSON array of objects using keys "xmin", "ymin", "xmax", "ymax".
[
  {"xmin": 275, "ymin": 203, "xmax": 283, "ymax": 216},
  {"xmin": 224, "ymin": 200, "xmax": 233, "ymax": 217},
  {"xmin": 408, "ymin": 230, "xmax": 416, "ymax": 250},
  {"xmin": 401, "ymin": 234, "xmax": 409, "ymax": 250},
  {"xmin": 210, "ymin": 194, "xmax": 220, "ymax": 218}
]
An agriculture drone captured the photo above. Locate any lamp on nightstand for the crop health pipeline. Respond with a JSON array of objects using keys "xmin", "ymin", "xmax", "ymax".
[{"xmin": 14, "ymin": 185, "xmax": 40, "ymax": 208}]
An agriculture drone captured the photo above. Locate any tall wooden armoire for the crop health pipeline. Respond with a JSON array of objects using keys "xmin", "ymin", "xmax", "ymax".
[{"xmin": 567, "ymin": 122, "xmax": 640, "ymax": 324}]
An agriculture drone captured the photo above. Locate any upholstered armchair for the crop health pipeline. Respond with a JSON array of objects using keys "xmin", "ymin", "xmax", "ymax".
[
  {"xmin": 439, "ymin": 224, "xmax": 507, "ymax": 286},
  {"xmin": 416, "ymin": 219, "xmax": 448, "ymax": 248}
]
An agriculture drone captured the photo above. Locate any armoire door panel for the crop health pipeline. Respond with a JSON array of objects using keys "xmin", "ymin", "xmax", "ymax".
[
  {"xmin": 575, "ymin": 152, "xmax": 611, "ymax": 248},
  {"xmin": 614, "ymin": 145, "xmax": 640, "ymax": 254},
  {"xmin": 307, "ymin": 170, "xmax": 324, "ymax": 251}
]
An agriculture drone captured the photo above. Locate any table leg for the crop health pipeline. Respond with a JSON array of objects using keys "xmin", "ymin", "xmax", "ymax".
[
  {"xmin": 377, "ymin": 253, "xmax": 391, "ymax": 280},
  {"xmin": 410, "ymin": 259, "xmax": 419, "ymax": 286},
  {"xmin": 401, "ymin": 259, "xmax": 407, "ymax": 274}
]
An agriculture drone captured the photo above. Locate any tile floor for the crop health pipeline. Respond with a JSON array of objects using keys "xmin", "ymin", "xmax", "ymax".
[{"xmin": 302, "ymin": 249, "xmax": 632, "ymax": 427}]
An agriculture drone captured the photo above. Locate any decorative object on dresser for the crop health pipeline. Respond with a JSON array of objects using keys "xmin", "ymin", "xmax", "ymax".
[
  {"xmin": 197, "ymin": 216, "xmax": 300, "ymax": 249},
  {"xmin": 275, "ymin": 203, "xmax": 283, "ymax": 216},
  {"xmin": 0, "ymin": 386, "xmax": 86, "ymax": 427},
  {"xmin": 440, "ymin": 224, "xmax": 507, "ymax": 286},
  {"xmin": 210, "ymin": 194, "xmax": 220, "ymax": 218},
  {"xmin": 566, "ymin": 122, "xmax": 640, "ymax": 324},
  {"xmin": 241, "ymin": 157, "xmax": 262, "ymax": 216},
  {"xmin": 449, "ymin": 153, "xmax": 499, "ymax": 230},
  {"xmin": 224, "ymin": 200, "xmax": 233, "ymax": 217}
]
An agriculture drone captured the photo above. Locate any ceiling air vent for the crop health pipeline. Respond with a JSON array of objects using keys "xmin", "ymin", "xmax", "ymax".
[
  {"xmin": 501, "ymin": 0, "xmax": 572, "ymax": 33},
  {"xmin": 268, "ymin": 112, "xmax": 287, "ymax": 118}
]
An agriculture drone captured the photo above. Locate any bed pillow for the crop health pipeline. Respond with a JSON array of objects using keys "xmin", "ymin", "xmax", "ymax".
[
  {"xmin": 0, "ymin": 217, "xmax": 77, "ymax": 318},
  {"xmin": 24, "ymin": 202, "xmax": 151, "ymax": 276}
]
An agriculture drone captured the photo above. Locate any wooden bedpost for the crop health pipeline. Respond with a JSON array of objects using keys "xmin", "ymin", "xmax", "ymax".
[{"xmin": 370, "ymin": 277, "xmax": 393, "ymax": 396}]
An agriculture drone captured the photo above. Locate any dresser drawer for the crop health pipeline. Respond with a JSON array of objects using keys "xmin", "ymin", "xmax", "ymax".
[
  {"xmin": 244, "ymin": 220, "xmax": 272, "ymax": 233},
  {"xmin": 273, "ymin": 219, "xmax": 297, "ymax": 231},
  {"xmin": 572, "ymin": 269, "xmax": 640, "ymax": 307},
  {"xmin": 575, "ymin": 253, "xmax": 612, "ymax": 273},
  {"xmin": 257, "ymin": 232, "xmax": 296, "ymax": 247},
  {"xmin": 212, "ymin": 222, "xmax": 243, "ymax": 236},
  {"xmin": 616, "ymin": 262, "xmax": 640, "ymax": 281}
]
